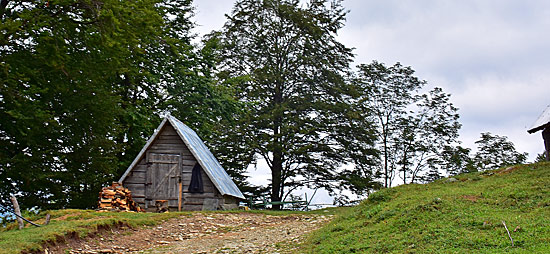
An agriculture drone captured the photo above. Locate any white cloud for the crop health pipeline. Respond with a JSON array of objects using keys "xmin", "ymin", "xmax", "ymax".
[
  {"xmin": 440, "ymin": 73, "xmax": 549, "ymax": 160},
  {"xmin": 340, "ymin": 0, "xmax": 550, "ymax": 75},
  {"xmin": 246, "ymin": 159, "xmax": 272, "ymax": 186},
  {"xmin": 451, "ymin": 75, "xmax": 549, "ymax": 121},
  {"xmin": 336, "ymin": 0, "xmax": 550, "ymax": 161},
  {"xmin": 191, "ymin": 1, "xmax": 235, "ymax": 36}
]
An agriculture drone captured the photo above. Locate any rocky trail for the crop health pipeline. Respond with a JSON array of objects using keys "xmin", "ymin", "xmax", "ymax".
[{"xmin": 44, "ymin": 212, "xmax": 332, "ymax": 254}]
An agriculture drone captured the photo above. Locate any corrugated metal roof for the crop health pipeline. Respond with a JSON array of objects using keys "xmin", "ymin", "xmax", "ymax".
[
  {"xmin": 528, "ymin": 105, "xmax": 550, "ymax": 134},
  {"xmin": 119, "ymin": 116, "xmax": 245, "ymax": 200},
  {"xmin": 168, "ymin": 116, "xmax": 245, "ymax": 199}
]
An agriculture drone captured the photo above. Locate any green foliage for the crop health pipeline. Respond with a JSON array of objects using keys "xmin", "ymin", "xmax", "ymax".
[
  {"xmin": 535, "ymin": 152, "xmax": 548, "ymax": 163},
  {"xmin": 439, "ymin": 145, "xmax": 477, "ymax": 176},
  {"xmin": 0, "ymin": 0, "xmax": 245, "ymax": 210},
  {"xmin": 301, "ymin": 162, "xmax": 550, "ymax": 253},
  {"xmin": 164, "ymin": 36, "xmax": 251, "ymax": 190},
  {"xmin": 473, "ymin": 132, "xmax": 528, "ymax": 170},
  {"xmin": 0, "ymin": 0, "xmax": 164, "ymax": 209},
  {"xmin": 214, "ymin": 0, "xmax": 358, "ymax": 205},
  {"xmin": 353, "ymin": 61, "xmax": 461, "ymax": 187}
]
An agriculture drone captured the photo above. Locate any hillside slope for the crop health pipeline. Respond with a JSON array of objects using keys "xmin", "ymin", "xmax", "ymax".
[{"xmin": 303, "ymin": 162, "xmax": 550, "ymax": 253}]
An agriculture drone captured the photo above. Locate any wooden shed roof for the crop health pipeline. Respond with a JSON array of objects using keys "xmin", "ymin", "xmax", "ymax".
[
  {"xmin": 528, "ymin": 105, "xmax": 550, "ymax": 134},
  {"xmin": 118, "ymin": 115, "xmax": 245, "ymax": 200}
]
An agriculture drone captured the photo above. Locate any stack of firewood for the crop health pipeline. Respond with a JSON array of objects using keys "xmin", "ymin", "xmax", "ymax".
[{"xmin": 98, "ymin": 182, "xmax": 144, "ymax": 212}]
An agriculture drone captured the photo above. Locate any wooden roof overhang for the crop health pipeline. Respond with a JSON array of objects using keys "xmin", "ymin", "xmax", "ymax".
[{"xmin": 528, "ymin": 105, "xmax": 550, "ymax": 134}]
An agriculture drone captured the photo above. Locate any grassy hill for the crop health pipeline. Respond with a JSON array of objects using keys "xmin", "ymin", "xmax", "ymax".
[
  {"xmin": 302, "ymin": 162, "xmax": 550, "ymax": 253},
  {"xmin": 2, "ymin": 163, "xmax": 549, "ymax": 253}
]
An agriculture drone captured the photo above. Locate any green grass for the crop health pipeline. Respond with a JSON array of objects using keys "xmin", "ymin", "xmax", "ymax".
[
  {"xmin": 0, "ymin": 207, "xmax": 337, "ymax": 254},
  {"xmin": 0, "ymin": 209, "xmax": 185, "ymax": 254},
  {"xmin": 301, "ymin": 162, "xmax": 550, "ymax": 253},
  {"xmin": 5, "ymin": 164, "xmax": 547, "ymax": 254}
]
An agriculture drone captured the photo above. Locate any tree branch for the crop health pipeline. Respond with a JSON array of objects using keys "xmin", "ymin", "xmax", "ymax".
[
  {"xmin": 70, "ymin": 18, "xmax": 98, "ymax": 25},
  {"xmin": 502, "ymin": 221, "xmax": 514, "ymax": 247}
]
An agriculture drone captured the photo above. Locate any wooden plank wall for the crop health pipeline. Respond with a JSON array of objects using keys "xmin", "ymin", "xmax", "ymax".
[{"xmin": 123, "ymin": 124, "xmax": 227, "ymax": 211}]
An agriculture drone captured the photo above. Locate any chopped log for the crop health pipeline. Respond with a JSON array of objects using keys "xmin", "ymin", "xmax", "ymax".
[
  {"xmin": 155, "ymin": 200, "xmax": 168, "ymax": 213},
  {"xmin": 99, "ymin": 203, "xmax": 112, "ymax": 208},
  {"xmin": 97, "ymin": 182, "xmax": 144, "ymax": 212}
]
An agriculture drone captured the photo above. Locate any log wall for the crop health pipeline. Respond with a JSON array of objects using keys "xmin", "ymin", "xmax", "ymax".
[{"xmin": 122, "ymin": 124, "xmax": 237, "ymax": 211}]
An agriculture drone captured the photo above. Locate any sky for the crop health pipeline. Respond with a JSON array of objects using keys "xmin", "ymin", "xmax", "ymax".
[{"xmin": 191, "ymin": 0, "xmax": 550, "ymax": 204}]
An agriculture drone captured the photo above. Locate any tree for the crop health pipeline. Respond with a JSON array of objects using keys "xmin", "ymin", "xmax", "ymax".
[
  {"xmin": 214, "ymin": 0, "xmax": 356, "ymax": 208},
  {"xmin": 1, "ymin": 0, "xmax": 163, "ymax": 209},
  {"xmin": 420, "ymin": 145, "xmax": 474, "ymax": 183},
  {"xmin": 333, "ymin": 104, "xmax": 381, "ymax": 196},
  {"xmin": 440, "ymin": 145, "xmax": 476, "ymax": 176},
  {"xmin": 473, "ymin": 132, "xmax": 528, "ymax": 170},
  {"xmin": 535, "ymin": 152, "xmax": 548, "ymax": 163},
  {"xmin": 354, "ymin": 61, "xmax": 423, "ymax": 187},
  {"xmin": 0, "ymin": 0, "xmax": 242, "ymax": 210},
  {"xmin": 354, "ymin": 61, "xmax": 461, "ymax": 187},
  {"xmin": 165, "ymin": 36, "xmax": 254, "ymax": 193},
  {"xmin": 396, "ymin": 87, "xmax": 461, "ymax": 183}
]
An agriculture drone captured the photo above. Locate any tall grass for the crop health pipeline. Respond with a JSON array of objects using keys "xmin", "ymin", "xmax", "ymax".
[{"xmin": 302, "ymin": 162, "xmax": 550, "ymax": 253}]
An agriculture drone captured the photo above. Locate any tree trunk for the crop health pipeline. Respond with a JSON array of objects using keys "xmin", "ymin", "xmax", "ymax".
[
  {"xmin": 0, "ymin": 0, "xmax": 9, "ymax": 17},
  {"xmin": 383, "ymin": 134, "xmax": 389, "ymax": 188},
  {"xmin": 271, "ymin": 150, "xmax": 283, "ymax": 210},
  {"xmin": 381, "ymin": 115, "xmax": 390, "ymax": 188},
  {"xmin": 402, "ymin": 150, "xmax": 408, "ymax": 184},
  {"xmin": 271, "ymin": 82, "xmax": 283, "ymax": 210}
]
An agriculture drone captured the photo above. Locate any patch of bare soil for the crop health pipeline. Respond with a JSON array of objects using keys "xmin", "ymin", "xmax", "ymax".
[
  {"xmin": 45, "ymin": 212, "xmax": 332, "ymax": 254},
  {"xmin": 461, "ymin": 195, "xmax": 481, "ymax": 202},
  {"xmin": 497, "ymin": 166, "xmax": 521, "ymax": 175}
]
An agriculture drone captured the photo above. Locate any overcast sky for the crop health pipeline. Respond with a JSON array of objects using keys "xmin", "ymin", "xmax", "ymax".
[{"xmin": 191, "ymin": 0, "xmax": 550, "ymax": 203}]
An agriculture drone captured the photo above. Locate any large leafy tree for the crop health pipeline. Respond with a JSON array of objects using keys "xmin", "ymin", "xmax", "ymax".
[
  {"xmin": 165, "ymin": 36, "xmax": 253, "ymax": 191},
  {"xmin": 354, "ymin": 61, "xmax": 461, "ymax": 187},
  {"xmin": 0, "ymin": 0, "xmax": 241, "ymax": 209},
  {"xmin": 333, "ymin": 104, "xmax": 381, "ymax": 197},
  {"xmin": 214, "ymin": 0, "xmax": 356, "ymax": 207},
  {"xmin": 354, "ymin": 61, "xmax": 422, "ymax": 187},
  {"xmin": 0, "ymin": 0, "xmax": 163, "ymax": 209},
  {"xmin": 113, "ymin": 0, "xmax": 196, "ymax": 171}
]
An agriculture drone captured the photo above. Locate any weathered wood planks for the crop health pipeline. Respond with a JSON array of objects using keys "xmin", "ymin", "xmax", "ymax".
[{"xmin": 121, "ymin": 123, "xmax": 231, "ymax": 211}]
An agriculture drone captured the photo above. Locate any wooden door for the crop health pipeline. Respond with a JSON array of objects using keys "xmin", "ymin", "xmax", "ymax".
[{"xmin": 146, "ymin": 153, "xmax": 181, "ymax": 205}]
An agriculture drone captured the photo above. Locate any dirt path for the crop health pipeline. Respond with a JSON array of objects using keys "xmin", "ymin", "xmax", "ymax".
[{"xmin": 46, "ymin": 212, "xmax": 331, "ymax": 254}]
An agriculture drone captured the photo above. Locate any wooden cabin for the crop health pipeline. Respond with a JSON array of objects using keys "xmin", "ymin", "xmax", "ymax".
[{"xmin": 118, "ymin": 116, "xmax": 245, "ymax": 211}]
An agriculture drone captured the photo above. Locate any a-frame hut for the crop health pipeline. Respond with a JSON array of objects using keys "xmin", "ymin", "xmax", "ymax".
[
  {"xmin": 527, "ymin": 105, "xmax": 550, "ymax": 161},
  {"xmin": 119, "ymin": 115, "xmax": 245, "ymax": 211}
]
